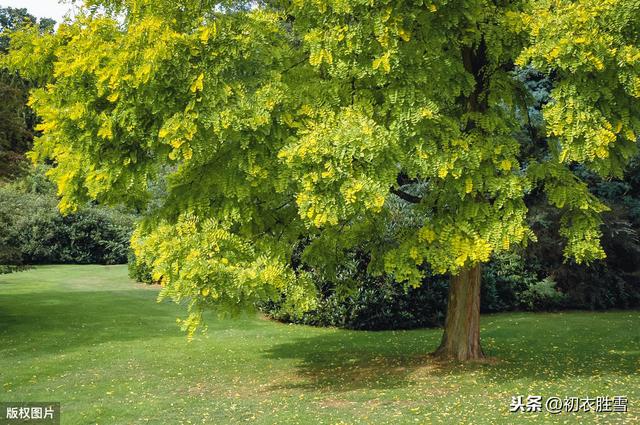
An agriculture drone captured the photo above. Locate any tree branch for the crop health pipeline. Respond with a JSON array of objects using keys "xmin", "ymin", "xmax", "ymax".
[
  {"xmin": 390, "ymin": 187, "xmax": 422, "ymax": 204},
  {"xmin": 282, "ymin": 56, "xmax": 309, "ymax": 74}
]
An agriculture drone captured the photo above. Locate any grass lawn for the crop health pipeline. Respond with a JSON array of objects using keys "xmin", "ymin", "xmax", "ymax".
[{"xmin": 0, "ymin": 265, "xmax": 639, "ymax": 424}]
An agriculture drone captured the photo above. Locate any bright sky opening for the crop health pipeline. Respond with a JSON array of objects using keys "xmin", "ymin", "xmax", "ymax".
[{"xmin": 1, "ymin": 0, "xmax": 74, "ymax": 23}]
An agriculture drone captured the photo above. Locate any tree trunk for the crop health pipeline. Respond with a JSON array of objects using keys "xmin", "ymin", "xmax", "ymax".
[{"xmin": 433, "ymin": 263, "xmax": 484, "ymax": 361}]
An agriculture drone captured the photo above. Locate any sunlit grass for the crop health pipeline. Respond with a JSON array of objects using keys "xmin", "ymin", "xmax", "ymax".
[{"xmin": 1, "ymin": 265, "xmax": 638, "ymax": 424}]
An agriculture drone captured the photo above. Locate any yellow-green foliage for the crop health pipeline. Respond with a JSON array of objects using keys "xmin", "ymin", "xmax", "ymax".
[
  {"xmin": 131, "ymin": 214, "xmax": 316, "ymax": 337},
  {"xmin": 517, "ymin": 0, "xmax": 640, "ymax": 175},
  {"xmin": 4, "ymin": 0, "xmax": 639, "ymax": 330}
]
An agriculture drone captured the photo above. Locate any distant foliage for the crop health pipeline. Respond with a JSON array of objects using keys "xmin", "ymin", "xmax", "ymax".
[
  {"xmin": 0, "ymin": 264, "xmax": 29, "ymax": 274},
  {"xmin": 264, "ymin": 159, "xmax": 640, "ymax": 328},
  {"xmin": 0, "ymin": 7, "xmax": 55, "ymax": 181},
  {"xmin": 0, "ymin": 169, "xmax": 136, "ymax": 267},
  {"xmin": 481, "ymin": 251, "xmax": 540, "ymax": 312},
  {"xmin": 526, "ymin": 201, "xmax": 640, "ymax": 310},
  {"xmin": 518, "ymin": 278, "xmax": 566, "ymax": 311},
  {"xmin": 265, "ymin": 215, "xmax": 639, "ymax": 329},
  {"xmin": 264, "ymin": 255, "xmax": 567, "ymax": 331}
]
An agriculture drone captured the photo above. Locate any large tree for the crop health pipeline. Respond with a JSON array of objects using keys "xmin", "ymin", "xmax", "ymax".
[{"xmin": 4, "ymin": 0, "xmax": 639, "ymax": 360}]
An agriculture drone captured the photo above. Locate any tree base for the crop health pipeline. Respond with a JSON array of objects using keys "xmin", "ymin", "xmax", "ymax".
[
  {"xmin": 433, "ymin": 264, "xmax": 485, "ymax": 361},
  {"xmin": 432, "ymin": 343, "xmax": 485, "ymax": 362}
]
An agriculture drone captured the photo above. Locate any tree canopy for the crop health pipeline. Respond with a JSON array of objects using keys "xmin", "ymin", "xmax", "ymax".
[{"xmin": 4, "ymin": 0, "xmax": 639, "ymax": 338}]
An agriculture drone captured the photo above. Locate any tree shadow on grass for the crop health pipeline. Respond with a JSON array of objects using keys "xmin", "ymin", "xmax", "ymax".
[
  {"xmin": 262, "ymin": 312, "xmax": 640, "ymax": 392},
  {"xmin": 0, "ymin": 289, "xmax": 183, "ymax": 356},
  {"xmin": 0, "ymin": 286, "xmax": 268, "ymax": 359},
  {"xmin": 262, "ymin": 327, "xmax": 445, "ymax": 391}
]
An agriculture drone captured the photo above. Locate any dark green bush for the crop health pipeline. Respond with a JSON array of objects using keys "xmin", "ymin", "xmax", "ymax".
[
  {"xmin": 0, "ymin": 169, "xmax": 136, "ymax": 266},
  {"xmin": 264, "ymin": 274, "xmax": 449, "ymax": 330},
  {"xmin": 263, "ymin": 192, "xmax": 639, "ymax": 330},
  {"xmin": 263, "ymin": 242, "xmax": 557, "ymax": 330},
  {"xmin": 481, "ymin": 251, "xmax": 537, "ymax": 312},
  {"xmin": 525, "ymin": 200, "xmax": 640, "ymax": 311},
  {"xmin": 0, "ymin": 264, "xmax": 30, "ymax": 274}
]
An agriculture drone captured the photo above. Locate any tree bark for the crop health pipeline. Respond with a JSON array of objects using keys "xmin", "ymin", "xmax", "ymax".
[{"xmin": 433, "ymin": 263, "xmax": 484, "ymax": 361}]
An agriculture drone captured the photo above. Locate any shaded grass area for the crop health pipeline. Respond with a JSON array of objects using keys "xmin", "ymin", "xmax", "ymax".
[{"xmin": 0, "ymin": 265, "xmax": 638, "ymax": 424}]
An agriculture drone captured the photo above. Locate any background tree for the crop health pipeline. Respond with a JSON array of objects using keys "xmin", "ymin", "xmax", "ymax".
[
  {"xmin": 4, "ymin": 0, "xmax": 639, "ymax": 360},
  {"xmin": 0, "ymin": 7, "xmax": 55, "ymax": 181}
]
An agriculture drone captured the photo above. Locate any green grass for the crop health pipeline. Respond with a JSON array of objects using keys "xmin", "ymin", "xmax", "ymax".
[{"xmin": 1, "ymin": 265, "xmax": 638, "ymax": 424}]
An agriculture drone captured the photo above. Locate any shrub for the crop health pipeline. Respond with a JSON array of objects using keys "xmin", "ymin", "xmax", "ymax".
[
  {"xmin": 263, "ymin": 273, "xmax": 449, "ymax": 331},
  {"xmin": 519, "ymin": 277, "xmax": 566, "ymax": 311},
  {"xmin": 525, "ymin": 201, "xmax": 640, "ymax": 310},
  {"xmin": 263, "ymin": 191, "xmax": 640, "ymax": 329},
  {"xmin": 481, "ymin": 251, "xmax": 539, "ymax": 312},
  {"xmin": 0, "ymin": 169, "xmax": 137, "ymax": 266},
  {"xmin": 0, "ymin": 264, "xmax": 30, "ymax": 274}
]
